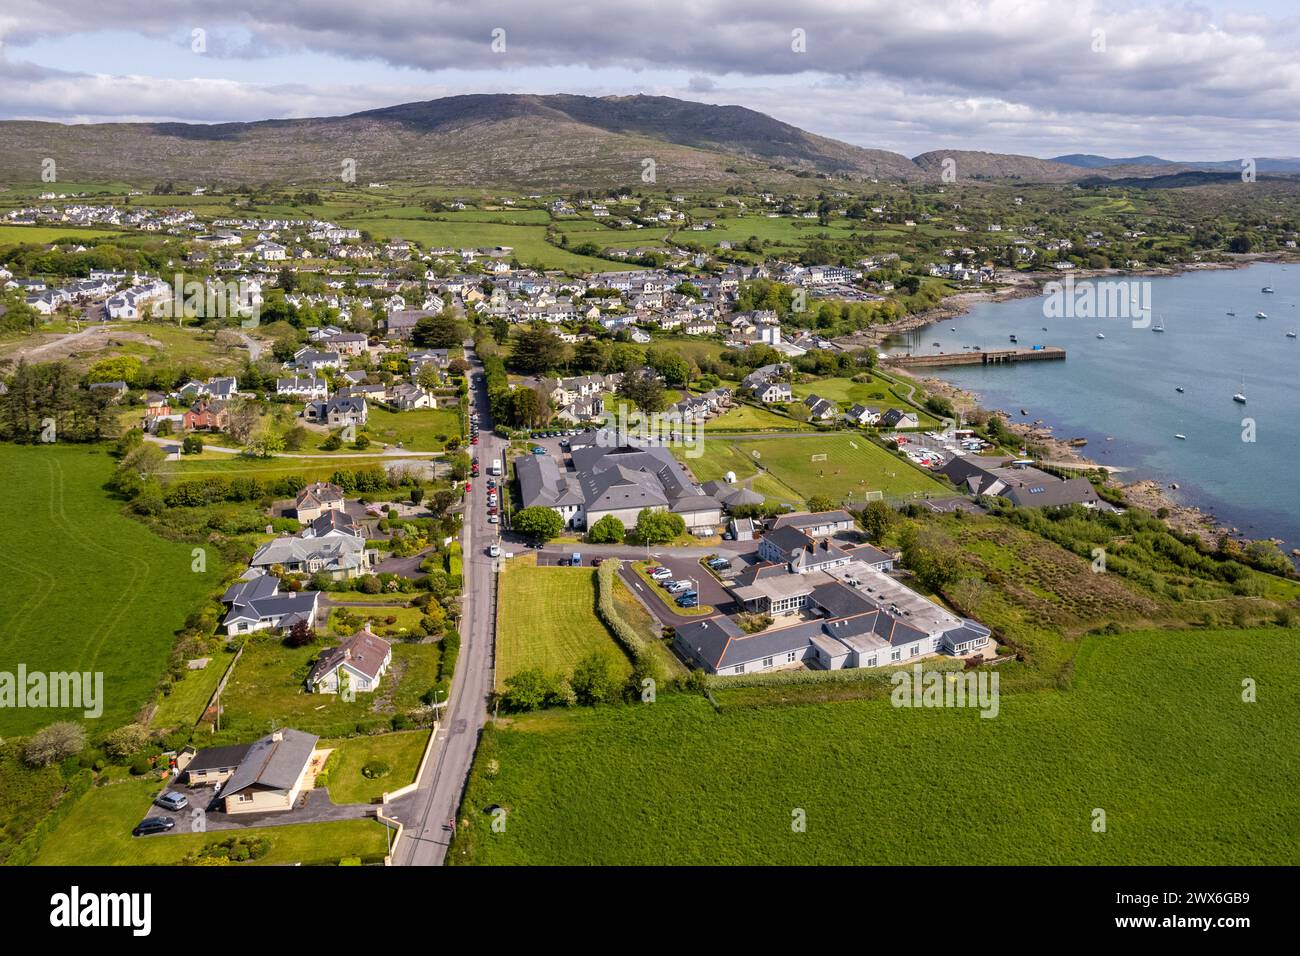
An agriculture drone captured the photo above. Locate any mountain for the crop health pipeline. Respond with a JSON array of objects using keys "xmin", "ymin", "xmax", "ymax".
[
  {"xmin": 1055, "ymin": 153, "xmax": 1300, "ymax": 174},
  {"xmin": 0, "ymin": 93, "xmax": 1220, "ymax": 189},
  {"xmin": 0, "ymin": 93, "xmax": 923, "ymax": 189}
]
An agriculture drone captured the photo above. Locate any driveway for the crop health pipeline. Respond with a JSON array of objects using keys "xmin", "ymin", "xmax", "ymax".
[
  {"xmin": 135, "ymin": 780, "xmax": 375, "ymax": 836},
  {"xmin": 617, "ymin": 555, "xmax": 739, "ymax": 626}
]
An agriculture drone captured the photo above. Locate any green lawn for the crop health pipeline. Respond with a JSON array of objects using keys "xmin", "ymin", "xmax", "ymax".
[
  {"xmin": 33, "ymin": 776, "xmax": 391, "ymax": 865},
  {"xmin": 158, "ymin": 453, "xmax": 422, "ymax": 484},
  {"xmin": 319, "ymin": 730, "xmax": 430, "ymax": 804},
  {"xmin": 0, "ymin": 444, "xmax": 226, "ymax": 735},
  {"xmin": 210, "ymin": 636, "xmax": 438, "ymax": 740},
  {"xmin": 364, "ymin": 406, "xmax": 462, "ymax": 451},
  {"xmin": 451, "ymin": 628, "xmax": 1300, "ymax": 865},
  {"xmin": 496, "ymin": 562, "xmax": 632, "ymax": 682},
  {"xmin": 340, "ymin": 217, "xmax": 622, "ymax": 271}
]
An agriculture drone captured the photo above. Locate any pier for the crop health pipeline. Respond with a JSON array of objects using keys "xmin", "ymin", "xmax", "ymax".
[{"xmin": 884, "ymin": 346, "xmax": 1067, "ymax": 368}]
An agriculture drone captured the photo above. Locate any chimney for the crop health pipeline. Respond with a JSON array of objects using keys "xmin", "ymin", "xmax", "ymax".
[{"xmin": 271, "ymin": 730, "xmax": 283, "ymax": 742}]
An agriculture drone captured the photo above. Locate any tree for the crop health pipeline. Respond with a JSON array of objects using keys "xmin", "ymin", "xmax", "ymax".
[
  {"xmin": 514, "ymin": 505, "xmax": 564, "ymax": 542},
  {"xmin": 285, "ymin": 619, "xmax": 317, "ymax": 647},
  {"xmin": 23, "ymin": 721, "xmax": 86, "ymax": 768},
  {"xmin": 510, "ymin": 323, "xmax": 568, "ymax": 373},
  {"xmin": 902, "ymin": 529, "xmax": 962, "ymax": 593},
  {"xmin": 510, "ymin": 386, "xmax": 547, "ymax": 428},
  {"xmin": 501, "ymin": 668, "xmax": 550, "ymax": 712},
  {"xmin": 806, "ymin": 495, "xmax": 836, "ymax": 513},
  {"xmin": 617, "ymin": 368, "xmax": 666, "ymax": 413},
  {"xmin": 416, "ymin": 364, "xmax": 442, "ymax": 391},
  {"xmin": 571, "ymin": 652, "xmax": 620, "ymax": 706},
  {"xmin": 631, "ymin": 508, "xmax": 684, "ymax": 545},
  {"xmin": 410, "ymin": 486, "xmax": 425, "ymax": 506},
  {"xmin": 858, "ymin": 500, "xmax": 896, "ymax": 542},
  {"xmin": 586, "ymin": 514, "xmax": 626, "ymax": 544},
  {"xmin": 182, "ymin": 434, "xmax": 204, "ymax": 455},
  {"xmin": 412, "ymin": 308, "xmax": 465, "ymax": 348},
  {"xmin": 225, "ymin": 397, "xmax": 261, "ymax": 444}
]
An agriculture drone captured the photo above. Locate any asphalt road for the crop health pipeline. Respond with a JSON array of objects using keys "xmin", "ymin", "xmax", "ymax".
[{"xmin": 389, "ymin": 350, "xmax": 499, "ymax": 866}]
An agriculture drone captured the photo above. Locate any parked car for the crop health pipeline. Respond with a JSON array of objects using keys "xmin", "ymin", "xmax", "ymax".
[
  {"xmin": 531, "ymin": 446, "xmax": 546, "ymax": 455},
  {"xmin": 666, "ymin": 580, "xmax": 691, "ymax": 594},
  {"xmin": 650, "ymin": 568, "xmax": 673, "ymax": 580},
  {"xmin": 133, "ymin": 817, "xmax": 176, "ymax": 837},
  {"xmin": 676, "ymin": 597, "xmax": 699, "ymax": 608},
  {"xmin": 591, "ymin": 557, "xmax": 603, "ymax": 566},
  {"xmin": 488, "ymin": 543, "xmax": 501, "ymax": 558},
  {"xmin": 488, "ymin": 514, "xmax": 500, "ymax": 524},
  {"xmin": 154, "ymin": 790, "xmax": 188, "ymax": 811}
]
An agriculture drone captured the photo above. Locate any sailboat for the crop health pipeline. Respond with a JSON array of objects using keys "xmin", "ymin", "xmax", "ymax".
[
  {"xmin": 1226, "ymin": 310, "xmax": 1236, "ymax": 316},
  {"xmin": 1233, "ymin": 373, "xmax": 1247, "ymax": 404},
  {"xmin": 1096, "ymin": 331, "xmax": 1106, "ymax": 339},
  {"xmin": 1256, "ymin": 311, "xmax": 1268, "ymax": 319},
  {"xmin": 1287, "ymin": 330, "xmax": 1298, "ymax": 338},
  {"xmin": 1175, "ymin": 386, "xmax": 1185, "ymax": 393},
  {"xmin": 1153, "ymin": 318, "xmax": 1166, "ymax": 332},
  {"xmin": 1262, "ymin": 286, "xmax": 1275, "ymax": 293}
]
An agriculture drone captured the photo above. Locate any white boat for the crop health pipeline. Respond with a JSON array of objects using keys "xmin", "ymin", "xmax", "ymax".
[
  {"xmin": 1262, "ymin": 286, "xmax": 1275, "ymax": 293},
  {"xmin": 1175, "ymin": 433, "xmax": 1187, "ymax": 440},
  {"xmin": 1175, "ymin": 386, "xmax": 1185, "ymax": 393},
  {"xmin": 1256, "ymin": 312, "xmax": 1268, "ymax": 319},
  {"xmin": 1153, "ymin": 320, "xmax": 1165, "ymax": 332},
  {"xmin": 1096, "ymin": 332, "xmax": 1106, "ymax": 339},
  {"xmin": 1233, "ymin": 372, "xmax": 1247, "ymax": 404},
  {"xmin": 1288, "ymin": 331, "xmax": 1297, "ymax": 338}
]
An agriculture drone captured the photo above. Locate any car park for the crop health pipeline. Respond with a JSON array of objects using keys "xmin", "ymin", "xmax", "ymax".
[{"xmin": 132, "ymin": 817, "xmax": 176, "ymax": 837}]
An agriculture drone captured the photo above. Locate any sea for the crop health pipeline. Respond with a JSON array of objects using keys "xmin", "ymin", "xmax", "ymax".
[{"xmin": 887, "ymin": 262, "xmax": 1300, "ymax": 553}]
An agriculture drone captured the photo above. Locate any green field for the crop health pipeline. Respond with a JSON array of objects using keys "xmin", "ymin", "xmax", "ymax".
[
  {"xmin": 0, "ymin": 444, "xmax": 226, "ymax": 735},
  {"xmin": 451, "ymin": 628, "xmax": 1300, "ymax": 865},
  {"xmin": 149, "ymin": 656, "xmax": 230, "ymax": 731},
  {"xmin": 157, "ymin": 453, "xmax": 426, "ymax": 484},
  {"xmin": 496, "ymin": 562, "xmax": 632, "ymax": 683},
  {"xmin": 703, "ymin": 404, "xmax": 813, "ymax": 432},
  {"xmin": 320, "ymin": 730, "xmax": 430, "ymax": 804},
  {"xmin": 364, "ymin": 407, "xmax": 462, "ymax": 451},
  {"xmin": 33, "ymin": 776, "xmax": 391, "ymax": 866},
  {"xmin": 0, "ymin": 224, "xmax": 126, "ymax": 244}
]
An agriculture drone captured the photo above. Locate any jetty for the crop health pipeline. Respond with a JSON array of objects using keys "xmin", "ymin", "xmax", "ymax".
[{"xmin": 885, "ymin": 346, "xmax": 1067, "ymax": 368}]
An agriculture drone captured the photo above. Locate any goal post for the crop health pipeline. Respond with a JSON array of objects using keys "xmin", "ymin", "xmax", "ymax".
[
  {"xmin": 861, "ymin": 490, "xmax": 884, "ymax": 502},
  {"xmin": 810, "ymin": 453, "xmax": 828, "ymax": 463}
]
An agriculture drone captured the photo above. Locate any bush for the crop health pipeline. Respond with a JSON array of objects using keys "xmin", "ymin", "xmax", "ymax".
[
  {"xmin": 129, "ymin": 757, "xmax": 153, "ymax": 775},
  {"xmin": 361, "ymin": 760, "xmax": 392, "ymax": 779},
  {"xmin": 102, "ymin": 723, "xmax": 151, "ymax": 760}
]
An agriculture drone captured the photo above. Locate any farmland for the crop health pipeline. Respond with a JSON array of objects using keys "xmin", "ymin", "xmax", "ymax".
[
  {"xmin": 495, "ymin": 561, "xmax": 633, "ymax": 683},
  {"xmin": 450, "ymin": 627, "xmax": 1300, "ymax": 865},
  {"xmin": 0, "ymin": 444, "xmax": 226, "ymax": 735}
]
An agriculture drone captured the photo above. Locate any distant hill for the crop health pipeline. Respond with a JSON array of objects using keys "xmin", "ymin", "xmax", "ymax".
[
  {"xmin": 0, "ymin": 93, "xmax": 1244, "ymax": 189},
  {"xmin": 1056, "ymin": 153, "xmax": 1300, "ymax": 174}
]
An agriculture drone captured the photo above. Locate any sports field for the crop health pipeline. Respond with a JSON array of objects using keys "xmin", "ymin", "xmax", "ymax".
[
  {"xmin": 451, "ymin": 627, "xmax": 1300, "ymax": 865},
  {"xmin": 0, "ymin": 444, "xmax": 226, "ymax": 735}
]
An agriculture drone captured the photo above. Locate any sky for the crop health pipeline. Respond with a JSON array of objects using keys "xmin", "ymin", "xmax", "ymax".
[{"xmin": 2, "ymin": 0, "xmax": 1299, "ymax": 160}]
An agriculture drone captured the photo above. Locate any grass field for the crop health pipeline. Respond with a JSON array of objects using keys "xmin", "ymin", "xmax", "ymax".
[
  {"xmin": 157, "ymin": 454, "xmax": 427, "ymax": 484},
  {"xmin": 451, "ymin": 627, "xmax": 1300, "ymax": 865},
  {"xmin": 496, "ymin": 562, "xmax": 632, "ymax": 683},
  {"xmin": 364, "ymin": 407, "xmax": 462, "ymax": 451},
  {"xmin": 0, "ymin": 444, "xmax": 226, "ymax": 735},
  {"xmin": 703, "ymin": 404, "xmax": 813, "ymax": 432},
  {"xmin": 33, "ymin": 776, "xmax": 391, "ymax": 865},
  {"xmin": 210, "ymin": 636, "xmax": 438, "ymax": 740},
  {"xmin": 149, "ymin": 655, "xmax": 230, "ymax": 731},
  {"xmin": 320, "ymin": 730, "xmax": 430, "ymax": 804},
  {"xmin": 0, "ymin": 224, "xmax": 126, "ymax": 244}
]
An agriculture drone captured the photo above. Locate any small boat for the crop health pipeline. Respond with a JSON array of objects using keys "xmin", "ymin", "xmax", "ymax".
[
  {"xmin": 1262, "ymin": 286, "xmax": 1274, "ymax": 293},
  {"xmin": 1096, "ymin": 332, "xmax": 1106, "ymax": 339},
  {"xmin": 1020, "ymin": 408, "xmax": 1028, "ymax": 416},
  {"xmin": 1288, "ymin": 331, "xmax": 1297, "ymax": 338},
  {"xmin": 1226, "ymin": 311, "xmax": 1236, "ymax": 316},
  {"xmin": 1175, "ymin": 386, "xmax": 1185, "ymax": 393},
  {"xmin": 1153, "ymin": 321, "xmax": 1165, "ymax": 332},
  {"xmin": 1175, "ymin": 433, "xmax": 1187, "ymax": 441},
  {"xmin": 1233, "ymin": 392, "xmax": 1247, "ymax": 404},
  {"xmin": 1041, "ymin": 326, "xmax": 1048, "ymax": 331},
  {"xmin": 1256, "ymin": 311, "xmax": 1268, "ymax": 319},
  {"xmin": 1067, "ymin": 438, "xmax": 1088, "ymax": 447},
  {"xmin": 1009, "ymin": 334, "xmax": 1018, "ymax": 343}
]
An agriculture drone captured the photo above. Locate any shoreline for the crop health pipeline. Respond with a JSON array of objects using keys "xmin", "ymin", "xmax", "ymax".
[{"xmin": 864, "ymin": 256, "xmax": 1300, "ymax": 552}]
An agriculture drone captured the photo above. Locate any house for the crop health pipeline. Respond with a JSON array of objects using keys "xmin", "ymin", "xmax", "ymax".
[
  {"xmin": 757, "ymin": 525, "xmax": 853, "ymax": 574},
  {"xmin": 276, "ymin": 376, "xmax": 329, "ymax": 400},
  {"xmin": 88, "ymin": 380, "xmax": 129, "ymax": 402},
  {"xmin": 249, "ymin": 532, "xmax": 376, "ymax": 580},
  {"xmin": 729, "ymin": 517, "xmax": 756, "ymax": 541},
  {"xmin": 803, "ymin": 394, "xmax": 838, "ymax": 421},
  {"xmin": 305, "ymin": 394, "xmax": 368, "ymax": 427},
  {"xmin": 306, "ymin": 628, "xmax": 393, "ymax": 694},
  {"xmin": 219, "ymin": 573, "xmax": 321, "ymax": 637},
  {"xmin": 844, "ymin": 404, "xmax": 881, "ymax": 426},
  {"xmin": 384, "ymin": 310, "xmax": 432, "ymax": 340},
  {"xmin": 389, "ymin": 383, "xmax": 434, "ymax": 410},
  {"xmin": 742, "ymin": 363, "xmax": 793, "ymax": 403},
  {"xmin": 879, "ymin": 408, "xmax": 920, "ymax": 429},
  {"xmin": 294, "ymin": 349, "xmax": 344, "ymax": 374},
  {"xmin": 322, "ymin": 332, "xmax": 369, "ymax": 356},
  {"xmin": 293, "ymin": 482, "xmax": 346, "ymax": 522},
  {"xmin": 182, "ymin": 400, "xmax": 229, "ymax": 432},
  {"xmin": 936, "ymin": 457, "xmax": 1105, "ymax": 510},
  {"xmin": 751, "ymin": 380, "xmax": 792, "ymax": 403},
  {"xmin": 180, "ymin": 729, "xmax": 319, "ymax": 815},
  {"xmin": 701, "ymin": 481, "xmax": 764, "ymax": 511}
]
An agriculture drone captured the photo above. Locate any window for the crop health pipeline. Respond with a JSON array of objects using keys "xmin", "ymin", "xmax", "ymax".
[
  {"xmin": 866, "ymin": 656, "xmax": 877, "ymax": 667},
  {"xmin": 734, "ymin": 664, "xmax": 745, "ymax": 674},
  {"xmin": 786, "ymin": 652, "xmax": 797, "ymax": 663},
  {"xmin": 891, "ymin": 650, "xmax": 901, "ymax": 662},
  {"xmin": 763, "ymin": 657, "xmax": 774, "ymax": 668},
  {"xmin": 910, "ymin": 645, "xmax": 920, "ymax": 657}
]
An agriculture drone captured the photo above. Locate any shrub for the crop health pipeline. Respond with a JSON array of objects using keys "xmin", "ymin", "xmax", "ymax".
[
  {"xmin": 102, "ymin": 723, "xmax": 151, "ymax": 760},
  {"xmin": 361, "ymin": 760, "xmax": 392, "ymax": 779}
]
